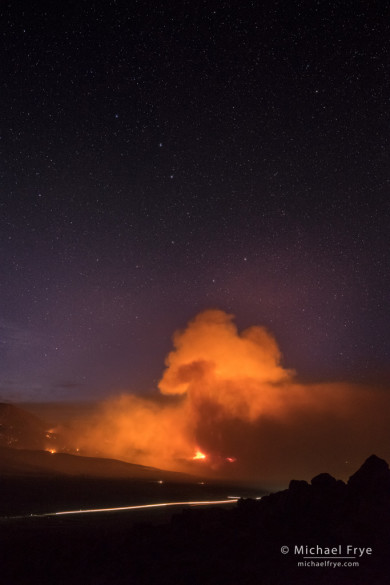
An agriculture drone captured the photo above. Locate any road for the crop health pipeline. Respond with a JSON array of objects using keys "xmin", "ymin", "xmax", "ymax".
[{"xmin": 51, "ymin": 498, "xmax": 239, "ymax": 517}]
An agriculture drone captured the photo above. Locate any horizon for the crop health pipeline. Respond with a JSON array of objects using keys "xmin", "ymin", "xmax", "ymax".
[{"xmin": 1, "ymin": 396, "xmax": 390, "ymax": 489}]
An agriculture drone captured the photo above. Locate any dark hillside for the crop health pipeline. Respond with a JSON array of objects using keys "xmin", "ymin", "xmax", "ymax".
[{"xmin": 1, "ymin": 455, "xmax": 389, "ymax": 584}]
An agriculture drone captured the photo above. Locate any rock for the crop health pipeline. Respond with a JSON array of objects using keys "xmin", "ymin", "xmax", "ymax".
[
  {"xmin": 289, "ymin": 479, "xmax": 310, "ymax": 492},
  {"xmin": 348, "ymin": 454, "xmax": 390, "ymax": 496},
  {"xmin": 311, "ymin": 472, "xmax": 338, "ymax": 488}
]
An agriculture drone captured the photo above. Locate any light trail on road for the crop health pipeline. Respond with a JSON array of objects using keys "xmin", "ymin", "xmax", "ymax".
[{"xmin": 52, "ymin": 498, "xmax": 239, "ymax": 517}]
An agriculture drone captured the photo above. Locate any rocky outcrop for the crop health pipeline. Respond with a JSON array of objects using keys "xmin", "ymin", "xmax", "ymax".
[
  {"xmin": 348, "ymin": 454, "xmax": 390, "ymax": 496},
  {"xmin": 162, "ymin": 455, "xmax": 390, "ymax": 584}
]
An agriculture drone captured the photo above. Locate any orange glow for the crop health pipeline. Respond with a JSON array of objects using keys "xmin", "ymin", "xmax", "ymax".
[
  {"xmin": 69, "ymin": 309, "xmax": 385, "ymax": 480},
  {"xmin": 46, "ymin": 449, "xmax": 56, "ymax": 454}
]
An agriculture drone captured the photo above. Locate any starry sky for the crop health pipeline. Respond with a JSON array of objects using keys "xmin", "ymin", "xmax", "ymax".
[{"xmin": 1, "ymin": 1, "xmax": 390, "ymax": 402}]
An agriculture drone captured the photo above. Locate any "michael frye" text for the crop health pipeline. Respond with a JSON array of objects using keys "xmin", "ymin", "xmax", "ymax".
[{"xmin": 294, "ymin": 545, "xmax": 372, "ymax": 557}]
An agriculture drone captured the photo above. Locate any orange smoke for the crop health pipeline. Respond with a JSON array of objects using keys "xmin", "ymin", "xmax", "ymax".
[
  {"xmin": 158, "ymin": 310, "xmax": 294, "ymax": 422},
  {"xmin": 73, "ymin": 310, "xmax": 390, "ymax": 482}
]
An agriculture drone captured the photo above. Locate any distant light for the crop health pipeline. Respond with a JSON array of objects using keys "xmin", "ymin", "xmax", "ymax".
[{"xmin": 193, "ymin": 450, "xmax": 206, "ymax": 460}]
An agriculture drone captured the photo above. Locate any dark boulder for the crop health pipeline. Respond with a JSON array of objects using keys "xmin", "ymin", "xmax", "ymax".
[
  {"xmin": 348, "ymin": 454, "xmax": 390, "ymax": 496},
  {"xmin": 311, "ymin": 472, "xmax": 338, "ymax": 488}
]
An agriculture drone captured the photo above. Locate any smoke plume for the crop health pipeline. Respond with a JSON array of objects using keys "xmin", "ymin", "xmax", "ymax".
[{"xmin": 73, "ymin": 310, "xmax": 390, "ymax": 483}]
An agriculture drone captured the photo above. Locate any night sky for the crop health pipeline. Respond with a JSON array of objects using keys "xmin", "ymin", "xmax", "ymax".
[{"xmin": 1, "ymin": 1, "xmax": 390, "ymax": 403}]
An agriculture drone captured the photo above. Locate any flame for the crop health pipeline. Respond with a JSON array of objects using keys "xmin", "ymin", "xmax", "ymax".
[{"xmin": 70, "ymin": 309, "xmax": 390, "ymax": 481}]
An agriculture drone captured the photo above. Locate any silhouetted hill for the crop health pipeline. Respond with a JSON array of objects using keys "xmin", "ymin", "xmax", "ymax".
[
  {"xmin": 148, "ymin": 454, "xmax": 390, "ymax": 584},
  {"xmin": 348, "ymin": 453, "xmax": 390, "ymax": 495},
  {"xmin": 0, "ymin": 401, "xmax": 200, "ymax": 483},
  {"xmin": 0, "ymin": 445, "xmax": 195, "ymax": 482},
  {"xmin": 0, "ymin": 403, "xmax": 51, "ymax": 450},
  {"xmin": 1, "ymin": 455, "xmax": 389, "ymax": 584}
]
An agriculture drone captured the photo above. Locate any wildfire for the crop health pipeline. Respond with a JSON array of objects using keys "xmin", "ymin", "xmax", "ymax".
[{"xmin": 65, "ymin": 309, "xmax": 390, "ymax": 482}]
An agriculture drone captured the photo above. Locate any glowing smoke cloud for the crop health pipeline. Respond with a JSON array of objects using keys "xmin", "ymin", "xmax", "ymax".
[
  {"xmin": 159, "ymin": 309, "xmax": 293, "ymax": 420},
  {"xmin": 74, "ymin": 310, "xmax": 390, "ymax": 482}
]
